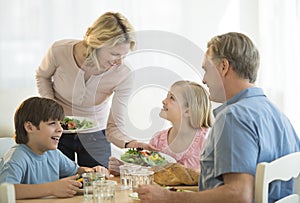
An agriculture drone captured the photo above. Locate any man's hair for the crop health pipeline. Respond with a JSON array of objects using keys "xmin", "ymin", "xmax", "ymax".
[
  {"xmin": 208, "ymin": 32, "xmax": 260, "ymax": 83},
  {"xmin": 14, "ymin": 97, "xmax": 65, "ymax": 144}
]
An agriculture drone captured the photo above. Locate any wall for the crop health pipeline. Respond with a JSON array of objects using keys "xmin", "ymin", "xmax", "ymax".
[{"xmin": 1, "ymin": 0, "xmax": 282, "ymax": 139}]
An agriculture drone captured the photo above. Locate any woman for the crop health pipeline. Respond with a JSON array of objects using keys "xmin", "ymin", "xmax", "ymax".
[{"xmin": 36, "ymin": 12, "xmax": 157, "ymax": 168}]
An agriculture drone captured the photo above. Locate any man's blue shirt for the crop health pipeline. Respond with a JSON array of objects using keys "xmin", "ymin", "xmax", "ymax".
[{"xmin": 199, "ymin": 87, "xmax": 300, "ymax": 202}]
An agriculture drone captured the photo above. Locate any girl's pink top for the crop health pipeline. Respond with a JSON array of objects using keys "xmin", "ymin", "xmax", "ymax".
[{"xmin": 149, "ymin": 128, "xmax": 209, "ymax": 170}]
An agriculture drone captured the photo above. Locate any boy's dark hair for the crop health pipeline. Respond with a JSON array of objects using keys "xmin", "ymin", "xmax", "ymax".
[{"xmin": 14, "ymin": 97, "xmax": 65, "ymax": 144}]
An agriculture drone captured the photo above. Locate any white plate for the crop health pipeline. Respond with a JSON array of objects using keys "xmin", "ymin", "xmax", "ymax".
[
  {"xmin": 121, "ymin": 150, "xmax": 176, "ymax": 167},
  {"xmin": 160, "ymin": 152, "xmax": 176, "ymax": 164},
  {"xmin": 62, "ymin": 116, "xmax": 99, "ymax": 133},
  {"xmin": 128, "ymin": 187, "xmax": 192, "ymax": 200},
  {"xmin": 129, "ymin": 192, "xmax": 140, "ymax": 200}
]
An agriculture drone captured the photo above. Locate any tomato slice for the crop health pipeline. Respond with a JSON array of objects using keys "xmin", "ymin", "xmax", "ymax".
[
  {"xmin": 139, "ymin": 150, "xmax": 150, "ymax": 157},
  {"xmin": 67, "ymin": 121, "xmax": 76, "ymax": 129}
]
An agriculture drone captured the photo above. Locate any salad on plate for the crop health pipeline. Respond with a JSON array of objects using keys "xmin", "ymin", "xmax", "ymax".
[
  {"xmin": 120, "ymin": 148, "xmax": 175, "ymax": 167},
  {"xmin": 61, "ymin": 116, "xmax": 98, "ymax": 133}
]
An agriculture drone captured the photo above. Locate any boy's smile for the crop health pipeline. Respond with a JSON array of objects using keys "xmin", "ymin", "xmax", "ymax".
[{"xmin": 25, "ymin": 120, "xmax": 63, "ymax": 155}]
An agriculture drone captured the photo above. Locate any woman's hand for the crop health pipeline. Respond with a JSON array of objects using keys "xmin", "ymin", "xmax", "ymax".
[{"xmin": 126, "ymin": 141, "xmax": 159, "ymax": 151}]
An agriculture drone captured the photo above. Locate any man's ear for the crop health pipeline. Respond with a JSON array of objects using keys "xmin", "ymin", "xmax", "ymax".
[
  {"xmin": 220, "ymin": 58, "xmax": 230, "ymax": 76},
  {"xmin": 24, "ymin": 121, "xmax": 34, "ymax": 132}
]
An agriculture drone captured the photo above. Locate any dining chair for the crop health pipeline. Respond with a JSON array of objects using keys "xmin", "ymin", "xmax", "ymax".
[
  {"xmin": 0, "ymin": 183, "xmax": 15, "ymax": 203},
  {"xmin": 255, "ymin": 152, "xmax": 300, "ymax": 203},
  {"xmin": 0, "ymin": 137, "xmax": 15, "ymax": 158}
]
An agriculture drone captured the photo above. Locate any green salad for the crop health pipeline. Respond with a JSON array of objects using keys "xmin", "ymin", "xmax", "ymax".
[
  {"xmin": 61, "ymin": 117, "xmax": 94, "ymax": 130},
  {"xmin": 120, "ymin": 149, "xmax": 168, "ymax": 167}
]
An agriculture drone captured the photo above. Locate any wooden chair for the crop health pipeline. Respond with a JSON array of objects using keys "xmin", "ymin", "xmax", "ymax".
[
  {"xmin": 255, "ymin": 152, "xmax": 300, "ymax": 203},
  {"xmin": 0, "ymin": 183, "xmax": 15, "ymax": 203}
]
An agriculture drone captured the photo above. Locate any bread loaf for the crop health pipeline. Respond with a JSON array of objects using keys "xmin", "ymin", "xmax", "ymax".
[{"xmin": 152, "ymin": 163, "xmax": 200, "ymax": 186}]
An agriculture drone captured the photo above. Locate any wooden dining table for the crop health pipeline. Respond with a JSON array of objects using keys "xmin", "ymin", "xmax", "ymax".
[{"xmin": 16, "ymin": 176, "xmax": 198, "ymax": 203}]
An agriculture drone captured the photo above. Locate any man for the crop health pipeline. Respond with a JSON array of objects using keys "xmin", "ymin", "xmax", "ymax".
[{"xmin": 135, "ymin": 32, "xmax": 300, "ymax": 203}]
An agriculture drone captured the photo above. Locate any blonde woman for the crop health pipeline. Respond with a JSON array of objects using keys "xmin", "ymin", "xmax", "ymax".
[{"xmin": 36, "ymin": 12, "xmax": 157, "ymax": 168}]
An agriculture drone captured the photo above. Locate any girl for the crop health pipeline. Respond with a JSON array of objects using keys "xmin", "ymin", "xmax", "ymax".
[
  {"xmin": 109, "ymin": 80, "xmax": 213, "ymax": 173},
  {"xmin": 149, "ymin": 80, "xmax": 213, "ymax": 170}
]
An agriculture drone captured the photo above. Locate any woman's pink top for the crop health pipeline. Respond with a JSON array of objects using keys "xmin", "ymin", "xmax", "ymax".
[{"xmin": 149, "ymin": 128, "xmax": 209, "ymax": 170}]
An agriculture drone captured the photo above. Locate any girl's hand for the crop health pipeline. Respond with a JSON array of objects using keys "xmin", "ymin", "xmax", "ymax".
[{"xmin": 108, "ymin": 156, "xmax": 125, "ymax": 175}]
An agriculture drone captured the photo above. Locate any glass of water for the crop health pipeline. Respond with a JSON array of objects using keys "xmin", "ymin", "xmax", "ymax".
[
  {"xmin": 131, "ymin": 169, "xmax": 154, "ymax": 190},
  {"xmin": 82, "ymin": 172, "xmax": 94, "ymax": 200},
  {"xmin": 119, "ymin": 164, "xmax": 141, "ymax": 190},
  {"xmin": 82, "ymin": 172, "xmax": 105, "ymax": 200},
  {"xmin": 93, "ymin": 180, "xmax": 117, "ymax": 203}
]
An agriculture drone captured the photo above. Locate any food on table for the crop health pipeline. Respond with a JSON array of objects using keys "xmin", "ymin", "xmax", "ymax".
[
  {"xmin": 153, "ymin": 163, "xmax": 200, "ymax": 186},
  {"xmin": 77, "ymin": 177, "xmax": 83, "ymax": 183},
  {"xmin": 120, "ymin": 148, "xmax": 168, "ymax": 167},
  {"xmin": 61, "ymin": 117, "xmax": 94, "ymax": 130},
  {"xmin": 76, "ymin": 176, "xmax": 83, "ymax": 188}
]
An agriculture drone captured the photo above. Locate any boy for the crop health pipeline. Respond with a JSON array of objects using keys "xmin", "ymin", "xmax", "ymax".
[{"xmin": 0, "ymin": 97, "xmax": 109, "ymax": 199}]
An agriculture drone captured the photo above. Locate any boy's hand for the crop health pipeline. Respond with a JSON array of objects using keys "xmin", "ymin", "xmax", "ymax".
[
  {"xmin": 49, "ymin": 175, "xmax": 82, "ymax": 197},
  {"xmin": 92, "ymin": 166, "xmax": 112, "ymax": 179}
]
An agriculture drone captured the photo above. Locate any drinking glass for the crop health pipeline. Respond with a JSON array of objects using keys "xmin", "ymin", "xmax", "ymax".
[
  {"xmin": 93, "ymin": 180, "xmax": 117, "ymax": 203},
  {"xmin": 82, "ymin": 172, "xmax": 105, "ymax": 200},
  {"xmin": 119, "ymin": 164, "xmax": 141, "ymax": 190},
  {"xmin": 131, "ymin": 169, "xmax": 154, "ymax": 190}
]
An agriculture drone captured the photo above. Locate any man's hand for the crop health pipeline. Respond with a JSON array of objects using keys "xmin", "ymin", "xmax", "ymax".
[{"xmin": 135, "ymin": 184, "xmax": 171, "ymax": 203}]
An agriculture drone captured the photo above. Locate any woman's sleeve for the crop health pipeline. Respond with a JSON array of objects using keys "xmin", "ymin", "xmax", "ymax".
[
  {"xmin": 35, "ymin": 43, "xmax": 57, "ymax": 99},
  {"xmin": 106, "ymin": 70, "xmax": 134, "ymax": 148}
]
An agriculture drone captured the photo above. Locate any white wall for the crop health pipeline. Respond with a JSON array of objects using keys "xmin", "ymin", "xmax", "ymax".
[{"xmin": 1, "ymin": 0, "xmax": 298, "ymax": 138}]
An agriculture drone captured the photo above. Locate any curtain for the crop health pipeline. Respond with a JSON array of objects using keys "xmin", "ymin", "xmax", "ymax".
[{"xmin": 258, "ymin": 0, "xmax": 300, "ymax": 134}]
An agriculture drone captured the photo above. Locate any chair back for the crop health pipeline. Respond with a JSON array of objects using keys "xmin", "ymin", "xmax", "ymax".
[
  {"xmin": 0, "ymin": 183, "xmax": 15, "ymax": 203},
  {"xmin": 255, "ymin": 152, "xmax": 300, "ymax": 203},
  {"xmin": 0, "ymin": 137, "xmax": 15, "ymax": 158}
]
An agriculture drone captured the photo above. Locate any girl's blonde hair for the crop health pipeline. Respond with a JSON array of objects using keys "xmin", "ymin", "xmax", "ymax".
[
  {"xmin": 83, "ymin": 12, "xmax": 136, "ymax": 67},
  {"xmin": 172, "ymin": 80, "xmax": 213, "ymax": 128}
]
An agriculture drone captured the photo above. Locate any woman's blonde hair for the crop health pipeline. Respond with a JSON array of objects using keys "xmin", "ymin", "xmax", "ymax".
[
  {"xmin": 172, "ymin": 80, "xmax": 213, "ymax": 128},
  {"xmin": 83, "ymin": 12, "xmax": 136, "ymax": 59}
]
